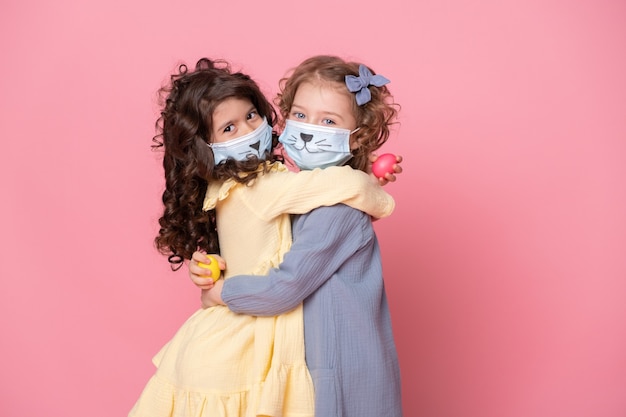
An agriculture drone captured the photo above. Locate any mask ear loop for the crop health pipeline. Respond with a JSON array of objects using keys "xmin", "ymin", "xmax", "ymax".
[{"xmin": 348, "ymin": 127, "xmax": 362, "ymax": 152}]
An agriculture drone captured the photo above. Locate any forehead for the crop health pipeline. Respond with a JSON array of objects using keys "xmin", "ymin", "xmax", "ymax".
[
  {"xmin": 293, "ymin": 81, "xmax": 354, "ymax": 113},
  {"xmin": 212, "ymin": 97, "xmax": 254, "ymax": 122}
]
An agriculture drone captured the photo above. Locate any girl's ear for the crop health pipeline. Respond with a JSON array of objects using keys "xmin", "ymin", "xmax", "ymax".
[{"xmin": 349, "ymin": 130, "xmax": 365, "ymax": 151}]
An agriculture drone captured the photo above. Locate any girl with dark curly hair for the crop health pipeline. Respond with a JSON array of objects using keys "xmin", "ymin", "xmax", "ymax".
[{"xmin": 129, "ymin": 58, "xmax": 396, "ymax": 417}]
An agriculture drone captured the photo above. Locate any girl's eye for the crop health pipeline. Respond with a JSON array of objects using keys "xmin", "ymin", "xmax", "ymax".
[
  {"xmin": 293, "ymin": 112, "xmax": 305, "ymax": 119},
  {"xmin": 247, "ymin": 110, "xmax": 258, "ymax": 120},
  {"xmin": 223, "ymin": 124, "xmax": 235, "ymax": 133},
  {"xmin": 322, "ymin": 118, "xmax": 335, "ymax": 125}
]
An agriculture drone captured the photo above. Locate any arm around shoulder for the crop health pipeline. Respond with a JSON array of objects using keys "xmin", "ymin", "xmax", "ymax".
[
  {"xmin": 258, "ymin": 166, "xmax": 395, "ymax": 220},
  {"xmin": 222, "ymin": 205, "xmax": 370, "ymax": 315}
]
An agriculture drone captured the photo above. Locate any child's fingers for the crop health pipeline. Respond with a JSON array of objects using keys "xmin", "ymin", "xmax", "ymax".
[
  {"xmin": 208, "ymin": 254, "xmax": 227, "ymax": 270},
  {"xmin": 190, "ymin": 271, "xmax": 215, "ymax": 288},
  {"xmin": 191, "ymin": 251, "xmax": 208, "ymax": 263},
  {"xmin": 189, "ymin": 261, "xmax": 210, "ymax": 277},
  {"xmin": 384, "ymin": 172, "xmax": 397, "ymax": 182},
  {"xmin": 195, "ymin": 280, "xmax": 215, "ymax": 290}
]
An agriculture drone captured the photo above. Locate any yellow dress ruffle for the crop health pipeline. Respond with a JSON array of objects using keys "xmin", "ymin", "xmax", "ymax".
[
  {"xmin": 130, "ymin": 163, "xmax": 314, "ymax": 417},
  {"xmin": 129, "ymin": 306, "xmax": 314, "ymax": 417}
]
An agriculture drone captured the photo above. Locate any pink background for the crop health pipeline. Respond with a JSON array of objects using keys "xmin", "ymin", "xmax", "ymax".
[{"xmin": 1, "ymin": 0, "xmax": 625, "ymax": 416}]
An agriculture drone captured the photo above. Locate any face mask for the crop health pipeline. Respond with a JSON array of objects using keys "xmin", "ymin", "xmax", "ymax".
[
  {"xmin": 209, "ymin": 118, "xmax": 272, "ymax": 164},
  {"xmin": 278, "ymin": 119, "xmax": 358, "ymax": 170}
]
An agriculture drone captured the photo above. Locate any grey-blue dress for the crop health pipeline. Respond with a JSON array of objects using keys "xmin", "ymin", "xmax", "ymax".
[{"xmin": 222, "ymin": 204, "xmax": 403, "ymax": 417}]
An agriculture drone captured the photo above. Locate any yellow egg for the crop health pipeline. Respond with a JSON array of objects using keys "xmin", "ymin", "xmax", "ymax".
[{"xmin": 198, "ymin": 255, "xmax": 221, "ymax": 282}]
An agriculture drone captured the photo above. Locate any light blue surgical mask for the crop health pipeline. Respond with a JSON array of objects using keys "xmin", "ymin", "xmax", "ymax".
[
  {"xmin": 278, "ymin": 119, "xmax": 358, "ymax": 170},
  {"xmin": 209, "ymin": 118, "xmax": 272, "ymax": 164}
]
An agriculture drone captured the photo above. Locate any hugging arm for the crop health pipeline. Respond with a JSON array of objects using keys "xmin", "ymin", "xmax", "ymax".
[
  {"xmin": 253, "ymin": 165, "xmax": 395, "ymax": 220},
  {"xmin": 218, "ymin": 205, "xmax": 368, "ymax": 316}
]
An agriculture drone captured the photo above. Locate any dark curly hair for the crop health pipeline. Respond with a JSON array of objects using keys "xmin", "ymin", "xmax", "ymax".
[
  {"xmin": 152, "ymin": 58, "xmax": 279, "ymax": 269},
  {"xmin": 276, "ymin": 55, "xmax": 399, "ymax": 173}
]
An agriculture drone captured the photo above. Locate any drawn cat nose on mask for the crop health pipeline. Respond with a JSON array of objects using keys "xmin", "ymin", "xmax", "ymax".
[
  {"xmin": 300, "ymin": 133, "xmax": 313, "ymax": 142},
  {"xmin": 208, "ymin": 118, "xmax": 272, "ymax": 164}
]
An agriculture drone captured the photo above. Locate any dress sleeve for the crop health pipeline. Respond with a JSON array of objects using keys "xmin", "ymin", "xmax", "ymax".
[
  {"xmin": 247, "ymin": 165, "xmax": 395, "ymax": 221},
  {"xmin": 222, "ymin": 205, "xmax": 370, "ymax": 316}
]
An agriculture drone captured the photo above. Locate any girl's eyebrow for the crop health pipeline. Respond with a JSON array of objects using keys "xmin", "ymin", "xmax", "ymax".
[
  {"xmin": 215, "ymin": 119, "xmax": 234, "ymax": 133},
  {"xmin": 290, "ymin": 103, "xmax": 306, "ymax": 112},
  {"xmin": 215, "ymin": 105, "xmax": 257, "ymax": 132},
  {"xmin": 291, "ymin": 103, "xmax": 344, "ymax": 120},
  {"xmin": 323, "ymin": 111, "xmax": 343, "ymax": 120}
]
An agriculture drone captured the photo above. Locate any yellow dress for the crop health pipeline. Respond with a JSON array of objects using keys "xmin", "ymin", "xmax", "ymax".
[{"xmin": 129, "ymin": 162, "xmax": 394, "ymax": 417}]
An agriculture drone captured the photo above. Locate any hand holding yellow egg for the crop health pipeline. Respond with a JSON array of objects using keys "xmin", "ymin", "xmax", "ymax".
[{"xmin": 198, "ymin": 255, "xmax": 221, "ymax": 282}]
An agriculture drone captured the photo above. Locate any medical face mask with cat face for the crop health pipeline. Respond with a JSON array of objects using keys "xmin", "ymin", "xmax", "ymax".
[
  {"xmin": 209, "ymin": 118, "xmax": 272, "ymax": 164},
  {"xmin": 278, "ymin": 119, "xmax": 358, "ymax": 170}
]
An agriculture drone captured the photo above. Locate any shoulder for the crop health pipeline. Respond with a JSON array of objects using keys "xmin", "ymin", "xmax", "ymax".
[
  {"xmin": 294, "ymin": 204, "xmax": 371, "ymax": 234},
  {"xmin": 292, "ymin": 205, "xmax": 374, "ymax": 262},
  {"xmin": 303, "ymin": 203, "xmax": 368, "ymax": 218}
]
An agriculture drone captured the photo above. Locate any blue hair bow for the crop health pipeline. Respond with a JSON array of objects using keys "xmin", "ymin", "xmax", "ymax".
[{"xmin": 345, "ymin": 64, "xmax": 390, "ymax": 106}]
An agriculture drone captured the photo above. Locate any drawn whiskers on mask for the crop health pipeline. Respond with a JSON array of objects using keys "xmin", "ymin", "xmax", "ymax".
[
  {"xmin": 281, "ymin": 133, "xmax": 333, "ymax": 153},
  {"xmin": 209, "ymin": 119, "xmax": 272, "ymax": 164},
  {"xmin": 279, "ymin": 120, "xmax": 355, "ymax": 170}
]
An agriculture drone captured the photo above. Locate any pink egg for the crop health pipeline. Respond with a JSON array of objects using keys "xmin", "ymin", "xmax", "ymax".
[{"xmin": 372, "ymin": 153, "xmax": 397, "ymax": 178}]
